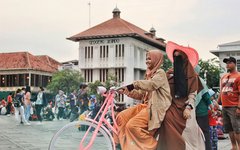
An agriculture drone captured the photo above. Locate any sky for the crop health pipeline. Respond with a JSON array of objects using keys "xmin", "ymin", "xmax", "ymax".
[{"xmin": 1, "ymin": 0, "xmax": 240, "ymax": 62}]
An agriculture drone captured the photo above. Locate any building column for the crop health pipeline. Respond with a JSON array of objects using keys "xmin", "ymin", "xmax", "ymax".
[
  {"xmin": 23, "ymin": 74, "xmax": 26, "ymax": 86},
  {"xmin": 40, "ymin": 75, "xmax": 43, "ymax": 87},
  {"xmin": 29, "ymin": 73, "xmax": 31, "ymax": 86}
]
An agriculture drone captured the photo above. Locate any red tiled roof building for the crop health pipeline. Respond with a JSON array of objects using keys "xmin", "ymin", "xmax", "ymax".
[{"xmin": 0, "ymin": 52, "xmax": 61, "ymax": 91}]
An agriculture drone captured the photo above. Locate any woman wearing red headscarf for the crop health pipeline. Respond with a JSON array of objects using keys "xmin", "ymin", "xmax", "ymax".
[
  {"xmin": 115, "ymin": 50, "xmax": 172, "ymax": 150},
  {"xmin": 157, "ymin": 41, "xmax": 205, "ymax": 150}
]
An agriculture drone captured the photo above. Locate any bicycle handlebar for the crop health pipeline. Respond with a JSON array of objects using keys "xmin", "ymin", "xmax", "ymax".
[{"xmin": 97, "ymin": 86, "xmax": 126, "ymax": 95}]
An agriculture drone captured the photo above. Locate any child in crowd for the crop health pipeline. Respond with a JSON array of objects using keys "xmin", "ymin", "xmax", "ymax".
[{"xmin": 208, "ymin": 89, "xmax": 220, "ymax": 150}]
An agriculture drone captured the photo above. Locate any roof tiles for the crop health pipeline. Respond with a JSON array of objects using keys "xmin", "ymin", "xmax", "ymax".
[
  {"xmin": 67, "ymin": 14, "xmax": 165, "ymax": 49},
  {"xmin": 0, "ymin": 52, "xmax": 60, "ymax": 73}
]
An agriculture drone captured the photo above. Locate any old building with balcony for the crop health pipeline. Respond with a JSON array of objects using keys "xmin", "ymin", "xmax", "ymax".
[{"xmin": 67, "ymin": 7, "xmax": 166, "ymax": 103}]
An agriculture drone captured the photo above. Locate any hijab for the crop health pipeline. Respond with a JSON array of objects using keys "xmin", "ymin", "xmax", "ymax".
[
  {"xmin": 194, "ymin": 65, "xmax": 209, "ymax": 106},
  {"xmin": 145, "ymin": 50, "xmax": 164, "ymax": 79},
  {"xmin": 173, "ymin": 50, "xmax": 198, "ymax": 99},
  {"xmin": 143, "ymin": 50, "xmax": 164, "ymax": 104}
]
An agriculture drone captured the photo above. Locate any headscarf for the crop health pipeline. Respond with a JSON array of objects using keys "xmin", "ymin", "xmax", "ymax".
[
  {"xmin": 145, "ymin": 50, "xmax": 164, "ymax": 79},
  {"xmin": 208, "ymin": 89, "xmax": 215, "ymax": 97},
  {"xmin": 172, "ymin": 50, "xmax": 199, "ymax": 99},
  {"xmin": 174, "ymin": 55, "xmax": 188, "ymax": 98},
  {"xmin": 143, "ymin": 50, "xmax": 164, "ymax": 104},
  {"xmin": 194, "ymin": 65, "xmax": 209, "ymax": 107}
]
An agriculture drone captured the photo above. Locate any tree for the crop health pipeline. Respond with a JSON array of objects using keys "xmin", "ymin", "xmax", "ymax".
[
  {"xmin": 87, "ymin": 75, "xmax": 121, "ymax": 103},
  {"xmin": 47, "ymin": 70, "xmax": 84, "ymax": 94},
  {"xmin": 198, "ymin": 58, "xmax": 223, "ymax": 89},
  {"xmin": 162, "ymin": 54, "xmax": 172, "ymax": 72}
]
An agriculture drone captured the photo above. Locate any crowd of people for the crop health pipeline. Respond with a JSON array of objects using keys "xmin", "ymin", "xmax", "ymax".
[{"xmin": 0, "ymin": 84, "xmax": 99, "ymax": 126}]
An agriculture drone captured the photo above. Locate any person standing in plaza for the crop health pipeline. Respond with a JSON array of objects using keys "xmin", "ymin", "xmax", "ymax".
[
  {"xmin": 35, "ymin": 87, "xmax": 47, "ymax": 124},
  {"xmin": 219, "ymin": 56, "xmax": 240, "ymax": 150},
  {"xmin": 69, "ymin": 90, "xmax": 79, "ymax": 122},
  {"xmin": 208, "ymin": 89, "xmax": 220, "ymax": 150},
  {"xmin": 6, "ymin": 92, "xmax": 13, "ymax": 116},
  {"xmin": 195, "ymin": 65, "xmax": 215, "ymax": 150},
  {"xmin": 1, "ymin": 98, "xmax": 7, "ymax": 107},
  {"xmin": 55, "ymin": 90, "xmax": 66, "ymax": 120},
  {"xmin": 14, "ymin": 88, "xmax": 30, "ymax": 125},
  {"xmin": 24, "ymin": 86, "xmax": 31, "ymax": 123},
  {"xmin": 0, "ymin": 98, "xmax": 7, "ymax": 115},
  {"xmin": 77, "ymin": 84, "xmax": 89, "ymax": 115},
  {"xmin": 69, "ymin": 90, "xmax": 77, "ymax": 116}
]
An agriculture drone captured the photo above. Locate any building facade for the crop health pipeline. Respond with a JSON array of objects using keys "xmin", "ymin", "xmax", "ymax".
[
  {"xmin": 68, "ymin": 8, "xmax": 166, "ymax": 103},
  {"xmin": 210, "ymin": 40, "xmax": 240, "ymax": 72},
  {"xmin": 0, "ymin": 52, "xmax": 61, "ymax": 92},
  {"xmin": 59, "ymin": 60, "xmax": 79, "ymax": 71}
]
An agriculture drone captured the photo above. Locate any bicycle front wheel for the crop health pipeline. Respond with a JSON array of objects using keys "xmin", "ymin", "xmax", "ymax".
[{"xmin": 48, "ymin": 121, "xmax": 114, "ymax": 150}]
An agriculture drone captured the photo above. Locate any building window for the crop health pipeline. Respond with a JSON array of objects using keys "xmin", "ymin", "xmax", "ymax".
[
  {"xmin": 99, "ymin": 69, "xmax": 108, "ymax": 82},
  {"xmin": 0, "ymin": 75, "xmax": 5, "ymax": 87},
  {"xmin": 237, "ymin": 60, "xmax": 240, "ymax": 72},
  {"xmin": 100, "ymin": 45, "xmax": 109, "ymax": 58},
  {"xmin": 42, "ymin": 75, "xmax": 50, "ymax": 87},
  {"xmin": 30, "ymin": 74, "xmax": 50, "ymax": 87},
  {"xmin": 85, "ymin": 46, "xmax": 93, "ymax": 58},
  {"xmin": 19, "ymin": 74, "xmax": 24, "ymax": 86},
  {"xmin": 226, "ymin": 52, "xmax": 230, "ymax": 57},
  {"xmin": 84, "ymin": 69, "xmax": 93, "ymax": 82},
  {"xmin": 0, "ymin": 74, "xmax": 32, "ymax": 87},
  {"xmin": 117, "ymin": 94, "xmax": 124, "ymax": 102},
  {"xmin": 85, "ymin": 47, "xmax": 87, "ymax": 58},
  {"xmin": 115, "ymin": 68, "xmax": 124, "ymax": 82},
  {"xmin": 115, "ymin": 44, "xmax": 124, "ymax": 57}
]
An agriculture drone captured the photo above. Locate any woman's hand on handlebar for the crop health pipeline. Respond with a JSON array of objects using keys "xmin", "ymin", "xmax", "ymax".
[
  {"xmin": 118, "ymin": 88, "xmax": 125, "ymax": 94},
  {"xmin": 116, "ymin": 87, "xmax": 129, "ymax": 95}
]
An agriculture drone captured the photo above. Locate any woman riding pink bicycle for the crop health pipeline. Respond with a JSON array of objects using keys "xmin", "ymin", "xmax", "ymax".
[{"xmin": 115, "ymin": 50, "xmax": 172, "ymax": 150}]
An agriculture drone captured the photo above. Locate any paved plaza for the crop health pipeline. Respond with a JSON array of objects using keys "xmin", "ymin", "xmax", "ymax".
[{"xmin": 0, "ymin": 115, "xmax": 232, "ymax": 150}]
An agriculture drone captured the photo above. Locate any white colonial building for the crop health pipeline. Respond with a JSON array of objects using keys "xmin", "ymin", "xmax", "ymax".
[
  {"xmin": 210, "ymin": 40, "xmax": 240, "ymax": 72},
  {"xmin": 59, "ymin": 60, "xmax": 79, "ymax": 71},
  {"xmin": 68, "ymin": 8, "xmax": 166, "ymax": 103}
]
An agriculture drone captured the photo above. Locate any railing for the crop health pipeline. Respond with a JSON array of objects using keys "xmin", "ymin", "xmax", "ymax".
[{"xmin": 82, "ymin": 57, "xmax": 125, "ymax": 68}]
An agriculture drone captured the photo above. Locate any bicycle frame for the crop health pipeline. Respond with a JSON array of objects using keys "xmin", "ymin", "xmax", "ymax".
[{"xmin": 79, "ymin": 87, "xmax": 119, "ymax": 150}]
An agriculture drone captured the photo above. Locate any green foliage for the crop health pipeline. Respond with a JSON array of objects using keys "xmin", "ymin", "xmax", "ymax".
[
  {"xmin": 87, "ymin": 75, "xmax": 120, "ymax": 103},
  {"xmin": 162, "ymin": 54, "xmax": 172, "ymax": 71},
  {"xmin": 87, "ymin": 80, "xmax": 103, "ymax": 103},
  {"xmin": 104, "ymin": 75, "xmax": 119, "ymax": 89},
  {"xmin": 198, "ymin": 58, "xmax": 224, "ymax": 89},
  {"xmin": 47, "ymin": 69, "xmax": 84, "ymax": 95},
  {"xmin": 88, "ymin": 80, "xmax": 103, "ymax": 95}
]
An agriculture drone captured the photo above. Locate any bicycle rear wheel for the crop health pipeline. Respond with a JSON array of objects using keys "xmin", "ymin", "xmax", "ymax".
[{"xmin": 49, "ymin": 121, "xmax": 114, "ymax": 150}]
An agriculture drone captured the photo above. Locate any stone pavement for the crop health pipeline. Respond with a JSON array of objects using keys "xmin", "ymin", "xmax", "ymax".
[
  {"xmin": 0, "ymin": 115, "xmax": 232, "ymax": 150},
  {"xmin": 0, "ymin": 115, "xmax": 66, "ymax": 150}
]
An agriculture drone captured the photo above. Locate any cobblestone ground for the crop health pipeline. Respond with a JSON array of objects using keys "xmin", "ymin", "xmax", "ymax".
[
  {"xmin": 0, "ymin": 115, "xmax": 110, "ymax": 150},
  {"xmin": 0, "ymin": 115, "xmax": 232, "ymax": 150}
]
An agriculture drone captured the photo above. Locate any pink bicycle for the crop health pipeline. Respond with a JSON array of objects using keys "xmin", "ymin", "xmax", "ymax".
[{"xmin": 49, "ymin": 86, "xmax": 124, "ymax": 150}]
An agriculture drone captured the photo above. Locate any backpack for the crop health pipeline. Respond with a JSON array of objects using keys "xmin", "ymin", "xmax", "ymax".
[{"xmin": 13, "ymin": 95, "xmax": 22, "ymax": 107}]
